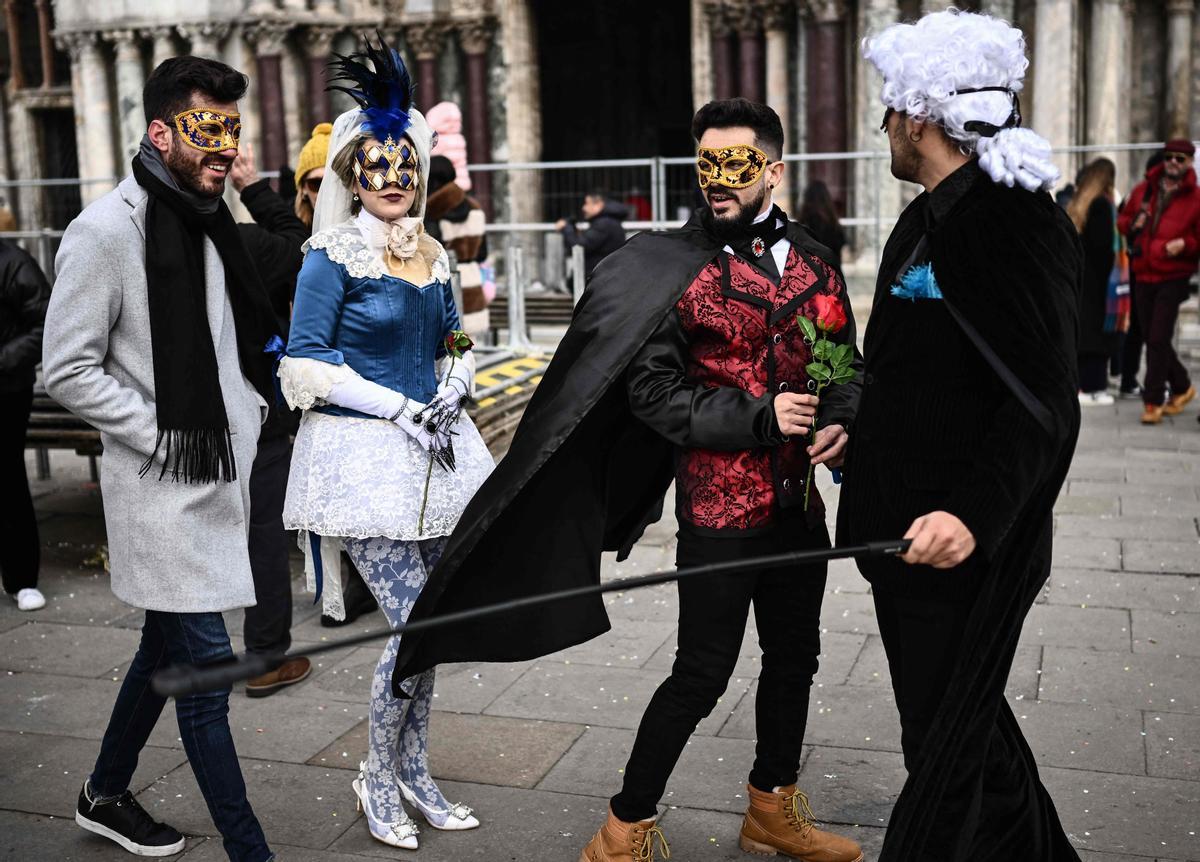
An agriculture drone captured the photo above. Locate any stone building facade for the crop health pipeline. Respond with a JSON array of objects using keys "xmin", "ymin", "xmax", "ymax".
[{"xmin": 0, "ymin": 0, "xmax": 1197, "ymax": 231}]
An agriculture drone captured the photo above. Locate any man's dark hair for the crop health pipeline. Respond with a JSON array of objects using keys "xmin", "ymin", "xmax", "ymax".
[
  {"xmin": 428, "ymin": 155, "xmax": 457, "ymax": 194},
  {"xmin": 143, "ymin": 56, "xmax": 248, "ymax": 125},
  {"xmin": 691, "ymin": 98, "xmax": 784, "ymax": 160},
  {"xmin": 584, "ymin": 189, "xmax": 608, "ymax": 202}
]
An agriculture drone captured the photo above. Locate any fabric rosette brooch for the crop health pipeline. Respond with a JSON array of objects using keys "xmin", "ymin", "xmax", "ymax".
[
  {"xmin": 797, "ymin": 295, "xmax": 856, "ymax": 510},
  {"xmin": 416, "ymin": 329, "xmax": 475, "ymax": 534}
]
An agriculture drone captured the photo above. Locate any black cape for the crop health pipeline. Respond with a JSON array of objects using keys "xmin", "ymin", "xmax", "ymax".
[
  {"xmin": 839, "ymin": 166, "xmax": 1083, "ymax": 860},
  {"xmin": 392, "ymin": 210, "xmax": 844, "ymax": 694}
]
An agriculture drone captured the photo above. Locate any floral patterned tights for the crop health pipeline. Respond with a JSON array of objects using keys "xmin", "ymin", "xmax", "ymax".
[{"xmin": 344, "ymin": 536, "xmax": 452, "ymax": 824}]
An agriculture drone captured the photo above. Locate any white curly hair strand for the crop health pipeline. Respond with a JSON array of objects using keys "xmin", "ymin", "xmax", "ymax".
[{"xmin": 862, "ymin": 8, "xmax": 1060, "ymax": 192}]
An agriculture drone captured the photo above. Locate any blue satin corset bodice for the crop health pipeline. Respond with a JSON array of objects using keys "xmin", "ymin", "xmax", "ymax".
[{"xmin": 287, "ymin": 245, "xmax": 460, "ymax": 417}]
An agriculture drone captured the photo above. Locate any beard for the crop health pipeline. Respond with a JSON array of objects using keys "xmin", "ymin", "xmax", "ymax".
[
  {"xmin": 165, "ymin": 142, "xmax": 229, "ymax": 198},
  {"xmin": 888, "ymin": 125, "xmax": 922, "ymax": 184},
  {"xmin": 704, "ymin": 183, "xmax": 769, "ymax": 243}
]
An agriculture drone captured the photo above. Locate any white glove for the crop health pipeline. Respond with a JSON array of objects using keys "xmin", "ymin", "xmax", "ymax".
[
  {"xmin": 326, "ymin": 376, "xmax": 440, "ymax": 452},
  {"xmin": 434, "ymin": 352, "xmax": 475, "ymax": 414}
]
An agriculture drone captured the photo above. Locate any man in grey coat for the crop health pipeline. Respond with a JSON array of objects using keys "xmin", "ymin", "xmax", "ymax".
[{"xmin": 42, "ymin": 57, "xmax": 278, "ymax": 861}]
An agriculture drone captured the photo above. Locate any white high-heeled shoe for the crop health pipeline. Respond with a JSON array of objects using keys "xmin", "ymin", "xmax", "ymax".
[
  {"xmin": 353, "ymin": 762, "xmax": 420, "ymax": 849},
  {"xmin": 398, "ymin": 779, "xmax": 480, "ymax": 831}
]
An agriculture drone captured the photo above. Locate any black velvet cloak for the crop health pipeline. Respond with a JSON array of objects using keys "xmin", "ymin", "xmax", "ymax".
[
  {"xmin": 838, "ymin": 165, "xmax": 1084, "ymax": 861},
  {"xmin": 391, "ymin": 211, "xmax": 846, "ymax": 693}
]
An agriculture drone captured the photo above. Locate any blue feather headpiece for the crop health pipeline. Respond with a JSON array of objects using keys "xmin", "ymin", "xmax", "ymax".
[{"xmin": 327, "ymin": 32, "xmax": 415, "ymax": 145}]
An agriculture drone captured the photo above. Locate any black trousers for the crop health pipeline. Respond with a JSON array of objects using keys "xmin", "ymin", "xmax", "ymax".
[
  {"xmin": 874, "ymin": 587, "xmax": 1078, "ymax": 861},
  {"xmin": 1137, "ymin": 278, "xmax": 1192, "ymax": 406},
  {"xmin": 1, "ymin": 388, "xmax": 39, "ymax": 594},
  {"xmin": 244, "ymin": 433, "xmax": 294, "ymax": 655},
  {"xmin": 1077, "ymin": 353, "xmax": 1109, "ymax": 393},
  {"xmin": 610, "ymin": 518, "xmax": 829, "ymax": 822}
]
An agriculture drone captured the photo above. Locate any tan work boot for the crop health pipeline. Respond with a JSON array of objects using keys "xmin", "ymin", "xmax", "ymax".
[
  {"xmin": 739, "ymin": 784, "xmax": 863, "ymax": 861},
  {"xmin": 578, "ymin": 807, "xmax": 671, "ymax": 862},
  {"xmin": 1164, "ymin": 384, "xmax": 1196, "ymax": 415},
  {"xmin": 1141, "ymin": 404, "xmax": 1165, "ymax": 425}
]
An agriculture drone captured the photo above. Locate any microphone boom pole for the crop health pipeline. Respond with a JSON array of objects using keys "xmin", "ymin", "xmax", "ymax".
[{"xmin": 151, "ymin": 539, "xmax": 911, "ymax": 698}]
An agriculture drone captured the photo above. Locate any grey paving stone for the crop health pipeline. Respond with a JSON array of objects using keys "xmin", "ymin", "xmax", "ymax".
[
  {"xmin": 138, "ymin": 759, "xmax": 360, "ymax": 848},
  {"xmin": 1144, "ymin": 712, "xmax": 1200, "ymax": 781},
  {"xmin": 797, "ymin": 745, "xmax": 908, "ymax": 828},
  {"xmin": 1122, "ymin": 540, "xmax": 1200, "ymax": 575},
  {"xmin": 1067, "ymin": 461, "xmax": 1127, "ymax": 482},
  {"xmin": 306, "ymin": 712, "xmax": 585, "ymax": 791},
  {"xmin": 327, "ymin": 781, "xmax": 610, "ymax": 861},
  {"xmin": 827, "ymin": 557, "xmax": 872, "ymax": 593},
  {"xmin": 0, "ymin": 671, "xmax": 126, "ymax": 739},
  {"xmin": 1053, "ymin": 537, "xmax": 1124, "ymax": 572},
  {"xmin": 0, "ymin": 730, "xmax": 185, "ymax": 819},
  {"xmin": 1132, "ymin": 610, "xmax": 1200, "ymax": 657},
  {"xmin": 1054, "ymin": 515, "xmax": 1199, "ymax": 541},
  {"xmin": 1125, "ymin": 447, "xmax": 1200, "ymax": 466},
  {"xmin": 178, "ymin": 837, "xmax": 369, "ymax": 861},
  {"xmin": 549, "ymin": 615, "xmax": 675, "ymax": 669},
  {"xmin": 1055, "ymin": 494, "xmax": 1121, "ymax": 516},
  {"xmin": 1043, "ymin": 570, "xmax": 1200, "ymax": 613},
  {"xmin": 599, "ymin": 581, "xmax": 679, "ymax": 623},
  {"xmin": 0, "ymin": 621, "xmax": 141, "ymax": 678},
  {"xmin": 430, "ymin": 661, "xmax": 532, "ymax": 715},
  {"xmin": 1019, "ymin": 604, "xmax": 1131, "ymax": 652},
  {"xmin": 1125, "ymin": 466, "xmax": 1200, "ymax": 487},
  {"xmin": 1012, "ymin": 702, "xmax": 1146, "ymax": 775},
  {"xmin": 1043, "ymin": 766, "xmax": 1200, "ymax": 860},
  {"xmin": 286, "ymin": 644, "xmax": 416, "ymax": 706},
  {"xmin": 537, "ymin": 725, "xmax": 760, "ymax": 814},
  {"xmin": 654, "ymin": 806, "xmax": 886, "ymax": 860},
  {"xmin": 1071, "ymin": 481, "xmax": 1194, "ymax": 501},
  {"xmin": 289, "ymin": 606, "xmax": 389, "ymax": 647},
  {"xmin": 0, "ymin": 810, "xmax": 205, "ymax": 862},
  {"xmin": 1039, "ymin": 648, "xmax": 1199, "ymax": 713},
  {"xmin": 819, "ymin": 591, "xmax": 879, "ymax": 636},
  {"xmin": 1121, "ymin": 495, "xmax": 1200, "ymax": 517},
  {"xmin": 0, "ymin": 570, "xmax": 132, "ymax": 629}
]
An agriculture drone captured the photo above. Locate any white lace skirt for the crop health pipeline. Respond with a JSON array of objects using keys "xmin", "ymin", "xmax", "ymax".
[{"xmin": 283, "ymin": 409, "xmax": 494, "ymax": 541}]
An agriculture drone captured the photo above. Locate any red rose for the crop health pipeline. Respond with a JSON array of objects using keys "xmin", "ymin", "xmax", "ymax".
[{"xmin": 812, "ymin": 294, "xmax": 847, "ymax": 333}]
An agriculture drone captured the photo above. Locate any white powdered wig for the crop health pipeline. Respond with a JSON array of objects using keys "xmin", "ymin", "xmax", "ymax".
[{"xmin": 862, "ymin": 9, "xmax": 1060, "ymax": 192}]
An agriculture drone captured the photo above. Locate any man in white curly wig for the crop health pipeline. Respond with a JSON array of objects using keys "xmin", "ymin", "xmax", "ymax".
[{"xmin": 837, "ymin": 10, "xmax": 1085, "ymax": 862}]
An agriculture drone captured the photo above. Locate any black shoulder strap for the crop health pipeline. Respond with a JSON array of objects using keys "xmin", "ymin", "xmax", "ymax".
[{"xmin": 941, "ymin": 296, "xmax": 1057, "ymax": 437}]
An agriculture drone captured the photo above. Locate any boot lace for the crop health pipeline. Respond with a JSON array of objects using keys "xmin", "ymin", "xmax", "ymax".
[
  {"xmin": 783, "ymin": 788, "xmax": 817, "ymax": 837},
  {"xmin": 633, "ymin": 823, "xmax": 671, "ymax": 860}
]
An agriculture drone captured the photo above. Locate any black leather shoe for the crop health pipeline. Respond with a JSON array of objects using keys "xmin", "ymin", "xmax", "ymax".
[{"xmin": 76, "ymin": 782, "xmax": 185, "ymax": 856}]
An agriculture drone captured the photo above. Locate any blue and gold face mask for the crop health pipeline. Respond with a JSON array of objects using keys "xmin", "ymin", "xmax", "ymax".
[
  {"xmin": 353, "ymin": 136, "xmax": 419, "ymax": 192},
  {"xmin": 173, "ymin": 108, "xmax": 241, "ymax": 153}
]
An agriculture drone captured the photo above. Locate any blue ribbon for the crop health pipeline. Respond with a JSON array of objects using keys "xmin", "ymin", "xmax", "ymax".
[
  {"xmin": 309, "ymin": 532, "xmax": 323, "ymax": 605},
  {"xmin": 262, "ymin": 336, "xmax": 287, "ymax": 407}
]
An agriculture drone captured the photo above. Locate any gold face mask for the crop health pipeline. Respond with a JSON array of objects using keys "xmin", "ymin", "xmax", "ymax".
[
  {"xmin": 696, "ymin": 144, "xmax": 769, "ymax": 190},
  {"xmin": 173, "ymin": 108, "xmax": 241, "ymax": 153},
  {"xmin": 353, "ymin": 136, "xmax": 419, "ymax": 192}
]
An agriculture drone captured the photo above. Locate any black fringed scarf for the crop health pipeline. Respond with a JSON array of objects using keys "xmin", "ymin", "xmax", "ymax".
[{"xmin": 131, "ymin": 155, "xmax": 279, "ymax": 484}]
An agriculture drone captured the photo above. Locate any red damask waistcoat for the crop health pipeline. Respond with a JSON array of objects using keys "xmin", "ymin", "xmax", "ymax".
[{"xmin": 675, "ymin": 246, "xmax": 841, "ymax": 534}]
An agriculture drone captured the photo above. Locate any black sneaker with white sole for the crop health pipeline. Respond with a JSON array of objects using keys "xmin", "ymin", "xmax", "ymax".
[{"xmin": 76, "ymin": 782, "xmax": 186, "ymax": 856}]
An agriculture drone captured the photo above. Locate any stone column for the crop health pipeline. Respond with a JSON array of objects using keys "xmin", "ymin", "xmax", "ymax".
[
  {"xmin": 705, "ymin": 2, "xmax": 736, "ymax": 101},
  {"xmin": 247, "ymin": 22, "xmax": 291, "ymax": 189},
  {"xmin": 35, "ymin": 0, "xmax": 55, "ymax": 86},
  {"xmin": 1167, "ymin": 0, "xmax": 1195, "ymax": 138},
  {"xmin": 458, "ymin": 17, "xmax": 495, "ymax": 214},
  {"xmin": 731, "ymin": 1, "xmax": 764, "ymax": 102},
  {"xmin": 107, "ymin": 30, "xmax": 146, "ymax": 170},
  {"xmin": 145, "ymin": 27, "xmax": 176, "ymax": 71},
  {"xmin": 979, "ymin": 0, "xmax": 1016, "ymax": 19},
  {"xmin": 179, "ymin": 22, "xmax": 230, "ymax": 60},
  {"xmin": 691, "ymin": 0, "xmax": 714, "ymax": 111},
  {"xmin": 764, "ymin": 1, "xmax": 792, "ymax": 134},
  {"xmin": 59, "ymin": 32, "xmax": 117, "ymax": 202},
  {"xmin": 854, "ymin": 0, "xmax": 901, "ymax": 269},
  {"xmin": 499, "ymin": 0, "xmax": 541, "ymax": 224},
  {"xmin": 1031, "ymin": 0, "xmax": 1074, "ymax": 152},
  {"xmin": 406, "ymin": 22, "xmax": 445, "ymax": 112},
  {"xmin": 805, "ymin": 0, "xmax": 849, "ymax": 214},
  {"xmin": 302, "ymin": 26, "xmax": 338, "ymax": 127},
  {"xmin": 4, "ymin": 0, "xmax": 24, "ymax": 89},
  {"xmin": 1086, "ymin": 0, "xmax": 1125, "ymax": 173}
]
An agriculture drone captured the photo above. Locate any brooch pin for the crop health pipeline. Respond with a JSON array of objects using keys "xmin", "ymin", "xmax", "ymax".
[{"xmin": 751, "ymin": 237, "xmax": 766, "ymax": 257}]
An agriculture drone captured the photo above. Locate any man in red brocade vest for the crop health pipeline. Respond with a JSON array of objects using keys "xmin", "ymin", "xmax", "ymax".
[
  {"xmin": 392, "ymin": 99, "xmax": 864, "ymax": 862},
  {"xmin": 579, "ymin": 100, "xmax": 865, "ymax": 862}
]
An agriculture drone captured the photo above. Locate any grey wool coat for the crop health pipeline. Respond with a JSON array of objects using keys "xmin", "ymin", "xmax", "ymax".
[{"xmin": 42, "ymin": 175, "xmax": 267, "ymax": 613}]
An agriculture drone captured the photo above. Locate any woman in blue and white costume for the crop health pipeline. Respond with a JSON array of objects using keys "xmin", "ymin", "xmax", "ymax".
[{"xmin": 278, "ymin": 39, "xmax": 492, "ymax": 850}]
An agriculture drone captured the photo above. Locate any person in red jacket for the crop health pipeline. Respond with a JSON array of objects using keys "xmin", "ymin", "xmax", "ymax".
[{"xmin": 1117, "ymin": 139, "xmax": 1199, "ymax": 424}]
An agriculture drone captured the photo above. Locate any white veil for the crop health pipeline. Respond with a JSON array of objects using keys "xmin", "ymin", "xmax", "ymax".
[{"xmin": 310, "ymin": 105, "xmax": 437, "ymax": 236}]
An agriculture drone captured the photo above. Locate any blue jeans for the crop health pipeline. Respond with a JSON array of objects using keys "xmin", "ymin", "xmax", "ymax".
[{"xmin": 90, "ymin": 611, "xmax": 272, "ymax": 862}]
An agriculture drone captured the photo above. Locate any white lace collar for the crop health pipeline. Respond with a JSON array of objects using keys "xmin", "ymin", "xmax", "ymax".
[{"xmin": 306, "ymin": 215, "xmax": 451, "ymax": 283}]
